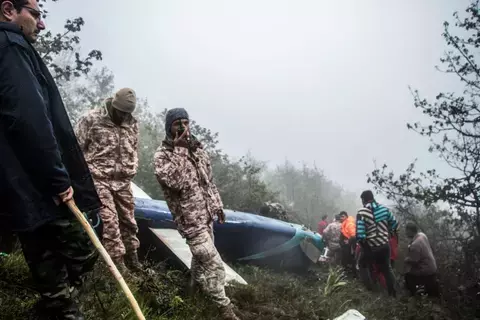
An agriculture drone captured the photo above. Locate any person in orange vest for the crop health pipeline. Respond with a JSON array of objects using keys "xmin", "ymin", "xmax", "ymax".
[{"xmin": 339, "ymin": 211, "xmax": 356, "ymax": 276}]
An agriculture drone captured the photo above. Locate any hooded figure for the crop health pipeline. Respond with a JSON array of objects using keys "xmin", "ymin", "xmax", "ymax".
[
  {"xmin": 75, "ymin": 88, "xmax": 142, "ymax": 274},
  {"xmin": 154, "ymin": 108, "xmax": 240, "ymax": 320}
]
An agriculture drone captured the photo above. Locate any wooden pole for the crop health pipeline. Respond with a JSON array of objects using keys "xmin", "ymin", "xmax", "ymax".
[{"xmin": 66, "ymin": 200, "xmax": 146, "ymax": 320}]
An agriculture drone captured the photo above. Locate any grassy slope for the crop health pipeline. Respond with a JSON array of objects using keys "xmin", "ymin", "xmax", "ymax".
[{"xmin": 0, "ymin": 252, "xmax": 453, "ymax": 320}]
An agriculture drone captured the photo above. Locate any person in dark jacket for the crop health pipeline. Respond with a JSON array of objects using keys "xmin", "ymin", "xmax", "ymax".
[{"xmin": 0, "ymin": 1, "xmax": 102, "ymax": 319}]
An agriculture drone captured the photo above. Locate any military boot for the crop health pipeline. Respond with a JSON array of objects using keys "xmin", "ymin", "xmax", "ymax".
[
  {"xmin": 219, "ymin": 303, "xmax": 241, "ymax": 320},
  {"xmin": 58, "ymin": 308, "xmax": 85, "ymax": 320},
  {"xmin": 30, "ymin": 299, "xmax": 85, "ymax": 320},
  {"xmin": 69, "ymin": 274, "xmax": 87, "ymax": 299},
  {"xmin": 125, "ymin": 250, "xmax": 143, "ymax": 273},
  {"xmin": 186, "ymin": 274, "xmax": 198, "ymax": 297}
]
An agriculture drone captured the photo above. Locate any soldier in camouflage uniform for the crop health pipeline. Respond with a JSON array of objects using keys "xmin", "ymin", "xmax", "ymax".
[
  {"xmin": 154, "ymin": 108, "xmax": 240, "ymax": 320},
  {"xmin": 75, "ymin": 88, "xmax": 142, "ymax": 273}
]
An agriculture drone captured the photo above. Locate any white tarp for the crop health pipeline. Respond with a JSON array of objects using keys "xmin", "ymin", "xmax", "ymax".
[
  {"xmin": 131, "ymin": 182, "xmax": 152, "ymax": 200},
  {"xmin": 333, "ymin": 309, "xmax": 366, "ymax": 320}
]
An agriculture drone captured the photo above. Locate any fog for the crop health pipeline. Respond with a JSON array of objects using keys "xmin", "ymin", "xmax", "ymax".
[{"xmin": 45, "ymin": 0, "xmax": 467, "ymax": 195}]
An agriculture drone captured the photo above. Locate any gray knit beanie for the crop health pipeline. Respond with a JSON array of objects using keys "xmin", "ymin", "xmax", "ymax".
[{"xmin": 165, "ymin": 108, "xmax": 189, "ymax": 139}]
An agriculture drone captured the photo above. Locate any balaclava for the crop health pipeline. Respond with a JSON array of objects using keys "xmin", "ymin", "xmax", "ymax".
[{"xmin": 165, "ymin": 108, "xmax": 189, "ymax": 139}]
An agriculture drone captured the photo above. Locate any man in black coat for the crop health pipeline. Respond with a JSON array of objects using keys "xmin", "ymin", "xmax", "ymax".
[{"xmin": 0, "ymin": 1, "xmax": 102, "ymax": 319}]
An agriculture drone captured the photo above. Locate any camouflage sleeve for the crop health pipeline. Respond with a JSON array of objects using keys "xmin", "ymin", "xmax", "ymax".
[
  {"xmin": 132, "ymin": 122, "xmax": 139, "ymax": 174},
  {"xmin": 154, "ymin": 147, "xmax": 189, "ymax": 191},
  {"xmin": 74, "ymin": 114, "xmax": 92, "ymax": 153}
]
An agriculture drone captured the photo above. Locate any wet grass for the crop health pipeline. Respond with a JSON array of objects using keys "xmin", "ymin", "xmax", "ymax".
[{"xmin": 0, "ymin": 251, "xmax": 457, "ymax": 320}]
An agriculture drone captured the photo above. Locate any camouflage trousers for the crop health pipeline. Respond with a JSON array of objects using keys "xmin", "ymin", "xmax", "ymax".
[
  {"xmin": 95, "ymin": 182, "xmax": 140, "ymax": 259},
  {"xmin": 18, "ymin": 213, "xmax": 98, "ymax": 312},
  {"xmin": 187, "ymin": 228, "xmax": 230, "ymax": 307}
]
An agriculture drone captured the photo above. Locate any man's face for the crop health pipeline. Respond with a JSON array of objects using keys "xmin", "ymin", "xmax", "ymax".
[
  {"xmin": 107, "ymin": 103, "xmax": 131, "ymax": 126},
  {"xmin": 1, "ymin": 0, "xmax": 45, "ymax": 43},
  {"xmin": 340, "ymin": 215, "xmax": 347, "ymax": 222},
  {"xmin": 171, "ymin": 119, "xmax": 190, "ymax": 138}
]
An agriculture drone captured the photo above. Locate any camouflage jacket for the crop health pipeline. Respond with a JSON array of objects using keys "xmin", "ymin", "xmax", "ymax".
[
  {"xmin": 75, "ymin": 100, "xmax": 139, "ymax": 189},
  {"xmin": 154, "ymin": 139, "xmax": 223, "ymax": 239},
  {"xmin": 323, "ymin": 221, "xmax": 342, "ymax": 251}
]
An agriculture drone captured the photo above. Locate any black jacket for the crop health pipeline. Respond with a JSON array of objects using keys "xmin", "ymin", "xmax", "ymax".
[{"xmin": 0, "ymin": 22, "xmax": 102, "ymax": 232}]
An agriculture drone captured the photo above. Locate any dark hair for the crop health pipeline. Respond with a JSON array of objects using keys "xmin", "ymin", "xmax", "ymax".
[
  {"xmin": 405, "ymin": 221, "xmax": 418, "ymax": 234},
  {"xmin": 334, "ymin": 214, "xmax": 341, "ymax": 221},
  {"xmin": 322, "ymin": 215, "xmax": 328, "ymax": 220},
  {"xmin": 0, "ymin": 0, "xmax": 29, "ymax": 12},
  {"xmin": 360, "ymin": 190, "xmax": 375, "ymax": 202},
  {"xmin": 339, "ymin": 211, "xmax": 348, "ymax": 217}
]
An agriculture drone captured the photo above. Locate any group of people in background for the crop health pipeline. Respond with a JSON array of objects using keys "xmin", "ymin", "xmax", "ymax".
[{"xmin": 319, "ymin": 191, "xmax": 440, "ymax": 299}]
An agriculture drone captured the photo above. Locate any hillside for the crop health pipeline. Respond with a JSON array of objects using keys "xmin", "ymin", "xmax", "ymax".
[{"xmin": 0, "ymin": 251, "xmax": 451, "ymax": 320}]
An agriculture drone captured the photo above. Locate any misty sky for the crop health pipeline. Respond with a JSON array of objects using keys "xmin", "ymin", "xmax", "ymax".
[{"xmin": 45, "ymin": 0, "xmax": 468, "ymax": 196}]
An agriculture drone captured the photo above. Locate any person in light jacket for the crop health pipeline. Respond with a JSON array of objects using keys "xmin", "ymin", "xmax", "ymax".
[{"xmin": 404, "ymin": 222, "xmax": 440, "ymax": 297}]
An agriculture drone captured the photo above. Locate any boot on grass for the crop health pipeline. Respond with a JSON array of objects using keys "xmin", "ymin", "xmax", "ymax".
[
  {"xmin": 125, "ymin": 250, "xmax": 143, "ymax": 273},
  {"xmin": 31, "ymin": 298, "xmax": 85, "ymax": 320},
  {"xmin": 186, "ymin": 275, "xmax": 199, "ymax": 297}
]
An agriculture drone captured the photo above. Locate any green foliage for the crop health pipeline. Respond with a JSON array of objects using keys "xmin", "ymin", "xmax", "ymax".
[
  {"xmin": 266, "ymin": 160, "xmax": 357, "ymax": 228},
  {"xmin": 212, "ymin": 153, "xmax": 278, "ymax": 212},
  {"xmin": 323, "ymin": 267, "xmax": 348, "ymax": 297},
  {"xmin": 0, "ymin": 252, "xmax": 455, "ymax": 320}
]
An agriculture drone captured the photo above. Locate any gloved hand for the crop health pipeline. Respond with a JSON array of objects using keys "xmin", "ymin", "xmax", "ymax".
[{"xmin": 216, "ymin": 209, "xmax": 226, "ymax": 224}]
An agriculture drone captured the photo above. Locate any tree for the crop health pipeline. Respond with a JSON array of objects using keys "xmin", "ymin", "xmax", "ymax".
[
  {"xmin": 59, "ymin": 67, "xmax": 115, "ymax": 124},
  {"xmin": 134, "ymin": 108, "xmax": 277, "ymax": 211},
  {"xmin": 266, "ymin": 160, "xmax": 357, "ymax": 228},
  {"xmin": 212, "ymin": 153, "xmax": 277, "ymax": 213},
  {"xmin": 31, "ymin": 0, "xmax": 105, "ymax": 122},
  {"xmin": 368, "ymin": 0, "xmax": 480, "ymax": 292},
  {"xmin": 36, "ymin": 0, "xmax": 102, "ymax": 81},
  {"xmin": 133, "ymin": 103, "xmax": 166, "ymax": 199}
]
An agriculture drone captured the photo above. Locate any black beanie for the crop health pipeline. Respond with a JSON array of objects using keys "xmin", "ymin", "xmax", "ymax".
[{"xmin": 165, "ymin": 108, "xmax": 189, "ymax": 139}]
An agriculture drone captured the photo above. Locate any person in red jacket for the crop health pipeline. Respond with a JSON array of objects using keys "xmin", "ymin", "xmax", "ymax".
[{"xmin": 318, "ymin": 215, "xmax": 329, "ymax": 235}]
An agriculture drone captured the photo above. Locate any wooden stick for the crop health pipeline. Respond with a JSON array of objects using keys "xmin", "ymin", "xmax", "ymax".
[{"xmin": 66, "ymin": 200, "xmax": 146, "ymax": 320}]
